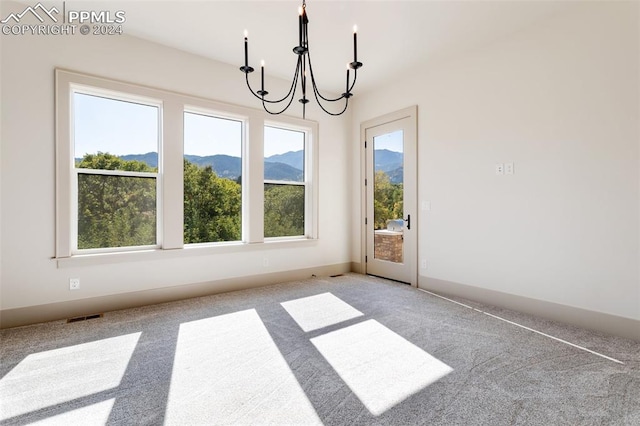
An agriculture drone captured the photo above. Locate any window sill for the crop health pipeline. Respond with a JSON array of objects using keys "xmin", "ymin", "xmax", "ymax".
[{"xmin": 55, "ymin": 238, "xmax": 318, "ymax": 269}]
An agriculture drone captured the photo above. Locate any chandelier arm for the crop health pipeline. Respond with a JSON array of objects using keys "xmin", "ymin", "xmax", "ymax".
[
  {"xmin": 261, "ymin": 86, "xmax": 299, "ymax": 115},
  {"xmin": 261, "ymin": 65, "xmax": 301, "ymax": 115},
  {"xmin": 348, "ymin": 68, "xmax": 358, "ymax": 93},
  {"xmin": 268, "ymin": 56, "xmax": 304, "ymax": 103},
  {"xmin": 245, "ymin": 58, "xmax": 302, "ymax": 104},
  {"xmin": 311, "ymin": 81, "xmax": 349, "ymax": 116},
  {"xmin": 244, "ymin": 72, "xmax": 263, "ymax": 99},
  {"xmin": 302, "ymin": 56, "xmax": 307, "ymax": 100},
  {"xmin": 305, "ymin": 46, "xmax": 347, "ymax": 103}
]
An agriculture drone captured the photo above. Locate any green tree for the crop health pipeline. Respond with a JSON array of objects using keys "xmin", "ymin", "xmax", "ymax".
[
  {"xmin": 373, "ymin": 170, "xmax": 403, "ymax": 230},
  {"xmin": 77, "ymin": 153, "xmax": 309, "ymax": 248},
  {"xmin": 77, "ymin": 153, "xmax": 156, "ymax": 249},
  {"xmin": 264, "ymin": 184, "xmax": 304, "ymax": 237},
  {"xmin": 183, "ymin": 159, "xmax": 241, "ymax": 243}
]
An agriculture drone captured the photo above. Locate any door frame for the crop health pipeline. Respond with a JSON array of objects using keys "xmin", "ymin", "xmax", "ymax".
[{"xmin": 360, "ymin": 105, "xmax": 418, "ymax": 287}]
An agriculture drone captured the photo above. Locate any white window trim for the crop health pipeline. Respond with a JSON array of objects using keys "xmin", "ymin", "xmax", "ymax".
[
  {"xmin": 263, "ymin": 120, "xmax": 318, "ymax": 241},
  {"xmin": 55, "ymin": 69, "xmax": 318, "ymax": 268},
  {"xmin": 183, "ymin": 106, "xmax": 247, "ymax": 246},
  {"xmin": 70, "ymin": 87, "xmax": 163, "ymax": 255}
]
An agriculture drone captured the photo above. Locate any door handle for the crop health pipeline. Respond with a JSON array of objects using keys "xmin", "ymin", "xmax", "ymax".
[{"xmin": 404, "ymin": 214, "xmax": 411, "ymax": 230}]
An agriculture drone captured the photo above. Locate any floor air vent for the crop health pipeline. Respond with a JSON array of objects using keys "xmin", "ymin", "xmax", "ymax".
[{"xmin": 67, "ymin": 313, "xmax": 103, "ymax": 323}]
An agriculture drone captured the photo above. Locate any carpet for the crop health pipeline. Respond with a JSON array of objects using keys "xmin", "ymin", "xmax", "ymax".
[{"xmin": 1, "ymin": 273, "xmax": 639, "ymax": 425}]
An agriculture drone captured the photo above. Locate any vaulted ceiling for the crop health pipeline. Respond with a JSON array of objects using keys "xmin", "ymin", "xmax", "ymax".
[{"xmin": 59, "ymin": 1, "xmax": 578, "ymax": 94}]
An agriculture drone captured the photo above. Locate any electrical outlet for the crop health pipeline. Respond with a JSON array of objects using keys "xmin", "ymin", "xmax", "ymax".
[
  {"xmin": 420, "ymin": 259, "xmax": 427, "ymax": 269},
  {"xmin": 69, "ymin": 278, "xmax": 80, "ymax": 290},
  {"xmin": 505, "ymin": 162, "xmax": 514, "ymax": 175},
  {"xmin": 262, "ymin": 257, "xmax": 269, "ymax": 268},
  {"xmin": 421, "ymin": 201, "xmax": 431, "ymax": 211},
  {"xmin": 495, "ymin": 163, "xmax": 504, "ymax": 175}
]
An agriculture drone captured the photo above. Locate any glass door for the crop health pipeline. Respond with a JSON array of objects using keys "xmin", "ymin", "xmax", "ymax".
[{"xmin": 364, "ymin": 107, "xmax": 417, "ymax": 285}]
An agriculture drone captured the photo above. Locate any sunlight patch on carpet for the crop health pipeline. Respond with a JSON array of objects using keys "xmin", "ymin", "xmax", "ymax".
[
  {"xmin": 281, "ymin": 292, "xmax": 364, "ymax": 332},
  {"xmin": 0, "ymin": 333, "xmax": 140, "ymax": 421},
  {"xmin": 29, "ymin": 399, "xmax": 115, "ymax": 426},
  {"xmin": 165, "ymin": 309, "xmax": 321, "ymax": 425},
  {"xmin": 311, "ymin": 319, "xmax": 453, "ymax": 416}
]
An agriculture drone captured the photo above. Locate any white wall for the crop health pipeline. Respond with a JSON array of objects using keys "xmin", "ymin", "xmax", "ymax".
[
  {"xmin": 2, "ymin": 1, "xmax": 638, "ymax": 328},
  {"xmin": 351, "ymin": 2, "xmax": 640, "ymax": 320},
  {"xmin": 0, "ymin": 1, "xmax": 351, "ymax": 314}
]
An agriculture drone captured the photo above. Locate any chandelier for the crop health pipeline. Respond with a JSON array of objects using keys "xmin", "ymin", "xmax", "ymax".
[{"xmin": 240, "ymin": 0, "xmax": 362, "ymax": 119}]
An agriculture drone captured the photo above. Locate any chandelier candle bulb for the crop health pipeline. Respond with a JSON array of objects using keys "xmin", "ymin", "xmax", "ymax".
[
  {"xmin": 298, "ymin": 7, "xmax": 303, "ymax": 46},
  {"xmin": 346, "ymin": 67, "xmax": 350, "ymax": 93},
  {"xmin": 244, "ymin": 30, "xmax": 248, "ymax": 68},
  {"xmin": 353, "ymin": 25, "xmax": 358, "ymax": 63}
]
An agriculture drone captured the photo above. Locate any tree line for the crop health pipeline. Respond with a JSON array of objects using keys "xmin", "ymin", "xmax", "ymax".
[
  {"xmin": 374, "ymin": 170, "xmax": 404, "ymax": 230},
  {"xmin": 77, "ymin": 153, "xmax": 304, "ymax": 249}
]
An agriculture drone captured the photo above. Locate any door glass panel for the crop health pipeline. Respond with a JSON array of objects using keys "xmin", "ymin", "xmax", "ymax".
[{"xmin": 373, "ymin": 130, "xmax": 404, "ymax": 263}]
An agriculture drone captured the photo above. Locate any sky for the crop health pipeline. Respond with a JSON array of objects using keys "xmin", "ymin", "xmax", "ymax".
[
  {"xmin": 184, "ymin": 112, "xmax": 242, "ymax": 157},
  {"xmin": 74, "ymin": 93, "xmax": 157, "ymax": 157},
  {"xmin": 74, "ymin": 93, "xmax": 305, "ymax": 159},
  {"xmin": 264, "ymin": 125, "xmax": 304, "ymax": 157},
  {"xmin": 373, "ymin": 130, "xmax": 403, "ymax": 153}
]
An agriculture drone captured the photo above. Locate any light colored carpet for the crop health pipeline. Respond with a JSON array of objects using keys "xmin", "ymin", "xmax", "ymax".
[{"xmin": 1, "ymin": 273, "xmax": 639, "ymax": 425}]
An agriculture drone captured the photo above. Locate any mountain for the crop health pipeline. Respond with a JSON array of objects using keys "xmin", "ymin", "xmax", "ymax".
[
  {"xmin": 264, "ymin": 162, "xmax": 304, "ymax": 182},
  {"xmin": 115, "ymin": 152, "xmax": 302, "ymax": 181},
  {"xmin": 375, "ymin": 149, "xmax": 403, "ymax": 173},
  {"xmin": 184, "ymin": 154, "xmax": 241, "ymax": 179},
  {"xmin": 265, "ymin": 151, "xmax": 303, "ymax": 169},
  {"xmin": 387, "ymin": 166, "xmax": 403, "ymax": 185},
  {"xmin": 120, "ymin": 152, "xmax": 158, "ymax": 168},
  {"xmin": 90, "ymin": 149, "xmax": 399, "ymax": 183},
  {"xmin": 181, "ymin": 152, "xmax": 304, "ymax": 181}
]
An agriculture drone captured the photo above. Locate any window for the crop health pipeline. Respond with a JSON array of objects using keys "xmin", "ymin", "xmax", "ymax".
[
  {"xmin": 55, "ymin": 69, "xmax": 318, "ymax": 264},
  {"xmin": 73, "ymin": 92, "xmax": 160, "ymax": 252},
  {"xmin": 264, "ymin": 126, "xmax": 306, "ymax": 238},
  {"xmin": 183, "ymin": 111, "xmax": 243, "ymax": 244}
]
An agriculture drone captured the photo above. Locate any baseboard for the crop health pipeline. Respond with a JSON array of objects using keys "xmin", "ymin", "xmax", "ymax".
[
  {"xmin": 420, "ymin": 276, "xmax": 640, "ymax": 342},
  {"xmin": 350, "ymin": 261, "xmax": 364, "ymax": 274},
  {"xmin": 0, "ymin": 263, "xmax": 351, "ymax": 329}
]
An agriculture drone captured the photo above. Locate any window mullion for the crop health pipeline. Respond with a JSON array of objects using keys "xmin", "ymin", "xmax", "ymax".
[
  {"xmin": 263, "ymin": 180, "xmax": 306, "ymax": 186},
  {"xmin": 246, "ymin": 114, "xmax": 265, "ymax": 243},
  {"xmin": 76, "ymin": 168, "xmax": 158, "ymax": 178},
  {"xmin": 162, "ymin": 98, "xmax": 184, "ymax": 250}
]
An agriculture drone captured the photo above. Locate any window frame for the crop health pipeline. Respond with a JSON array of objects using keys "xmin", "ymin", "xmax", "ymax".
[
  {"xmin": 182, "ymin": 106, "xmax": 246, "ymax": 246},
  {"xmin": 70, "ymin": 87, "xmax": 163, "ymax": 254},
  {"xmin": 55, "ymin": 69, "xmax": 318, "ymax": 266},
  {"xmin": 263, "ymin": 122, "xmax": 312, "ymax": 240}
]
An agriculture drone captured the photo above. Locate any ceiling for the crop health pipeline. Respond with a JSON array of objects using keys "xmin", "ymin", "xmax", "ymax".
[{"xmin": 64, "ymin": 1, "xmax": 577, "ymax": 94}]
